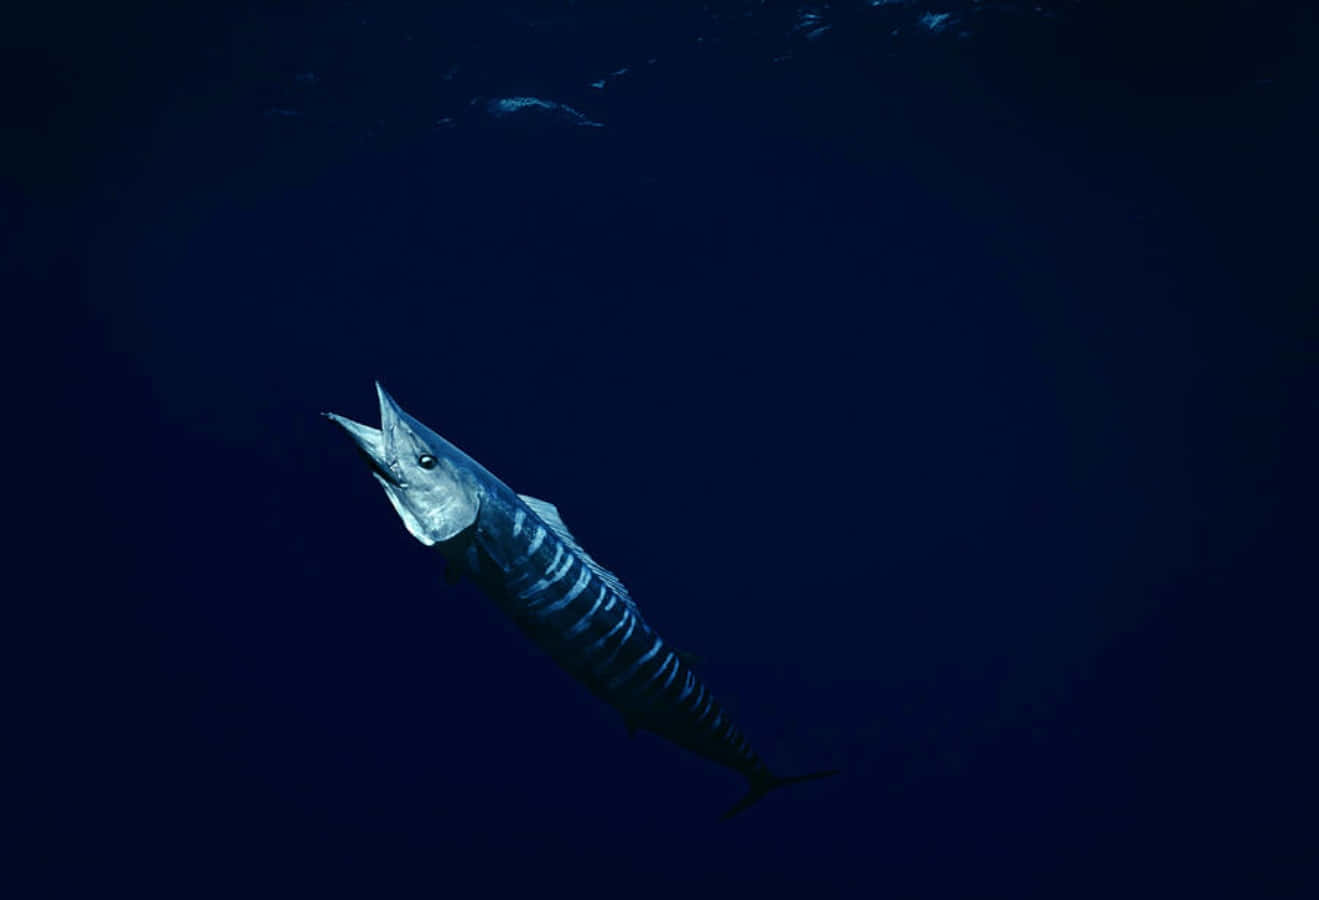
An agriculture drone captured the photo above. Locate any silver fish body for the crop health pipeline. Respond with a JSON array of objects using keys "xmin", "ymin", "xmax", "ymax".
[
  {"xmin": 326, "ymin": 384, "xmax": 836, "ymax": 816},
  {"xmin": 453, "ymin": 490, "xmax": 763, "ymax": 777}
]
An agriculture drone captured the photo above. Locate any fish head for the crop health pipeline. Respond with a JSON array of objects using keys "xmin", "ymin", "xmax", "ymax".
[{"xmin": 325, "ymin": 383, "xmax": 482, "ymax": 546}]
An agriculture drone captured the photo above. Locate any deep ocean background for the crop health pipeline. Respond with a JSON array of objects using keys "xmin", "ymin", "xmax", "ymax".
[{"xmin": 13, "ymin": 1, "xmax": 1314, "ymax": 896}]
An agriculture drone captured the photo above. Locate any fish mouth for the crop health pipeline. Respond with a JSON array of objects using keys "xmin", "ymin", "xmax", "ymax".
[
  {"xmin": 360, "ymin": 444, "xmax": 404, "ymax": 487},
  {"xmin": 324, "ymin": 412, "xmax": 402, "ymax": 485},
  {"xmin": 323, "ymin": 382, "xmax": 408, "ymax": 487}
]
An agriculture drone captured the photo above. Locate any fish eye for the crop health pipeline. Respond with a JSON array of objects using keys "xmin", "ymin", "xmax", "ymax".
[{"xmin": 417, "ymin": 454, "xmax": 437, "ymax": 469}]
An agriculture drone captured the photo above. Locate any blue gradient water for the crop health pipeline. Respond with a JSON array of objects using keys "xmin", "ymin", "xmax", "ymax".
[{"xmin": 26, "ymin": 2, "xmax": 1310, "ymax": 896}]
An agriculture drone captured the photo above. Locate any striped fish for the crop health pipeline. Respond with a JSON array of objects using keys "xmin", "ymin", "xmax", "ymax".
[{"xmin": 326, "ymin": 383, "xmax": 837, "ymax": 818}]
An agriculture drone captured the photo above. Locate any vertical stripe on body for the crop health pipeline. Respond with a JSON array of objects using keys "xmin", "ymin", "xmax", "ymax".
[
  {"xmin": 597, "ymin": 614, "xmax": 638, "ymax": 669},
  {"xmin": 677, "ymin": 671, "xmax": 695, "ymax": 703},
  {"xmin": 514, "ymin": 544, "xmax": 566, "ymax": 598},
  {"xmin": 497, "ymin": 505, "xmax": 762, "ymax": 770},
  {"xmin": 609, "ymin": 634, "xmax": 665, "ymax": 689},
  {"xmin": 656, "ymin": 655, "xmax": 682, "ymax": 693},
  {"xmin": 564, "ymin": 585, "xmax": 607, "ymax": 637},
  {"xmin": 636, "ymin": 652, "xmax": 676, "ymax": 694},
  {"xmin": 694, "ymin": 690, "xmax": 714, "ymax": 725},
  {"xmin": 532, "ymin": 565, "xmax": 593, "ymax": 615},
  {"xmin": 521, "ymin": 551, "xmax": 576, "ymax": 604},
  {"xmin": 506, "ymin": 525, "xmax": 548, "ymax": 575},
  {"xmin": 584, "ymin": 610, "xmax": 630, "ymax": 658}
]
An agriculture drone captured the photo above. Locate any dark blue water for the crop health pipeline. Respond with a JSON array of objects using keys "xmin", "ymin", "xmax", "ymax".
[{"xmin": 22, "ymin": 2, "xmax": 1311, "ymax": 896}]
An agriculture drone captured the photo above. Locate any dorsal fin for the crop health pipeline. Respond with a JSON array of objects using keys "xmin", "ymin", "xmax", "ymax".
[{"xmin": 518, "ymin": 494, "xmax": 639, "ymax": 615}]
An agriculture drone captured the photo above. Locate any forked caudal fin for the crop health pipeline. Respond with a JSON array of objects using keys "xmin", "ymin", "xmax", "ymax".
[{"xmin": 721, "ymin": 769, "xmax": 841, "ymax": 820}]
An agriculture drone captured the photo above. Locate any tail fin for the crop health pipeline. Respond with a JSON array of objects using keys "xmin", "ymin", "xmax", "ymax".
[{"xmin": 721, "ymin": 768, "xmax": 840, "ymax": 820}]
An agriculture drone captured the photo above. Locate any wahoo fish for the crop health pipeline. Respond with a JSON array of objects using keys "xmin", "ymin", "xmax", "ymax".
[{"xmin": 325, "ymin": 383, "xmax": 837, "ymax": 818}]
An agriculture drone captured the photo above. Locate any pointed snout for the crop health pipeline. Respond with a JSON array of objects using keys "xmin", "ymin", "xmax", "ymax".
[
  {"xmin": 323, "ymin": 407, "xmax": 397, "ymax": 485},
  {"xmin": 322, "ymin": 411, "xmax": 384, "ymax": 457},
  {"xmin": 322, "ymin": 383, "xmax": 401, "ymax": 451},
  {"xmin": 375, "ymin": 380, "xmax": 406, "ymax": 455},
  {"xmin": 323, "ymin": 382, "xmax": 414, "ymax": 485}
]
